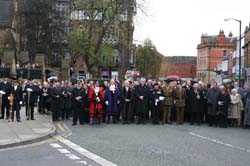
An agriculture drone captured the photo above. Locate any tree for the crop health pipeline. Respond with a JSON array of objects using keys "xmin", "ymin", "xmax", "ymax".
[
  {"xmin": 69, "ymin": 0, "xmax": 137, "ymax": 74},
  {"xmin": 136, "ymin": 39, "xmax": 163, "ymax": 78},
  {"xmin": 17, "ymin": 0, "xmax": 66, "ymax": 63}
]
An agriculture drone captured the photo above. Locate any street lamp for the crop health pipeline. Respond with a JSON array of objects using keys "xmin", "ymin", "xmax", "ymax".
[{"xmin": 224, "ymin": 18, "xmax": 242, "ymax": 86}]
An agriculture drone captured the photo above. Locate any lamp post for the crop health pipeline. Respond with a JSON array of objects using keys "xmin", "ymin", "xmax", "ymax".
[{"xmin": 225, "ymin": 18, "xmax": 242, "ymax": 86}]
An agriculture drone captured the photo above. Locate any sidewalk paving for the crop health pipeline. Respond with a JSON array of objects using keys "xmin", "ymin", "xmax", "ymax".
[{"xmin": 0, "ymin": 107, "xmax": 56, "ymax": 149}]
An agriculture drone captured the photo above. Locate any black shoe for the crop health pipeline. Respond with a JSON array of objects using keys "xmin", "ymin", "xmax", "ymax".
[
  {"xmin": 72, "ymin": 123, "xmax": 76, "ymax": 126},
  {"xmin": 0, "ymin": 116, "xmax": 4, "ymax": 119},
  {"xmin": 17, "ymin": 119, "xmax": 21, "ymax": 122},
  {"xmin": 31, "ymin": 118, "xmax": 35, "ymax": 120}
]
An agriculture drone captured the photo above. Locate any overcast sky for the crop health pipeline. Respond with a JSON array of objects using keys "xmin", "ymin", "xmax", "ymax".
[{"xmin": 134, "ymin": 0, "xmax": 250, "ymax": 57}]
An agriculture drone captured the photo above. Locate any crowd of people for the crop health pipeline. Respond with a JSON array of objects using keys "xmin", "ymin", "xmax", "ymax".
[{"xmin": 0, "ymin": 77, "xmax": 250, "ymax": 128}]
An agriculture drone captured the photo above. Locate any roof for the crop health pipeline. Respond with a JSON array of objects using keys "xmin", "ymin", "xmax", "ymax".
[
  {"xmin": 164, "ymin": 56, "xmax": 197, "ymax": 64},
  {"xmin": 202, "ymin": 35, "xmax": 237, "ymax": 44}
]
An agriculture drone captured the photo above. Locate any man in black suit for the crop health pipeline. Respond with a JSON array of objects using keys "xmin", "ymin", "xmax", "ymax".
[
  {"xmin": 0, "ymin": 77, "xmax": 12, "ymax": 119},
  {"xmin": 50, "ymin": 82, "xmax": 62, "ymax": 122},
  {"xmin": 10, "ymin": 80, "xmax": 23, "ymax": 122},
  {"xmin": 121, "ymin": 80, "xmax": 133, "ymax": 124}
]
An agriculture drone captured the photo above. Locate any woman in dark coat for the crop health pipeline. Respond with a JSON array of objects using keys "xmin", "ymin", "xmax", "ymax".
[{"xmin": 216, "ymin": 86, "xmax": 231, "ymax": 128}]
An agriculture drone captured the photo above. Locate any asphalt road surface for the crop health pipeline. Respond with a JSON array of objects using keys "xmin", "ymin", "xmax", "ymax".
[
  {"xmin": 0, "ymin": 121, "xmax": 250, "ymax": 166},
  {"xmin": 65, "ymin": 121, "xmax": 250, "ymax": 166}
]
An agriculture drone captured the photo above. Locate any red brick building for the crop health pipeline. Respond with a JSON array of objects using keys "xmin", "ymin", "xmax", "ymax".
[
  {"xmin": 197, "ymin": 30, "xmax": 236, "ymax": 83},
  {"xmin": 244, "ymin": 23, "xmax": 250, "ymax": 83},
  {"xmin": 160, "ymin": 56, "xmax": 197, "ymax": 79}
]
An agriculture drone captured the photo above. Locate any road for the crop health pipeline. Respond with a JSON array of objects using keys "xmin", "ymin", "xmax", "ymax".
[{"xmin": 0, "ymin": 121, "xmax": 250, "ymax": 166}]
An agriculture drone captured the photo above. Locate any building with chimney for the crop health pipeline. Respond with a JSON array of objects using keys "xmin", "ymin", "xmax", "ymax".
[{"xmin": 197, "ymin": 30, "xmax": 236, "ymax": 83}]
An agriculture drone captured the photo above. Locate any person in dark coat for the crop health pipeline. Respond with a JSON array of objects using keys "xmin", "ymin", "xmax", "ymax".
[
  {"xmin": 207, "ymin": 81, "xmax": 220, "ymax": 126},
  {"xmin": 102, "ymin": 81, "xmax": 108, "ymax": 123},
  {"xmin": 190, "ymin": 83, "xmax": 204, "ymax": 125},
  {"xmin": 60, "ymin": 81, "xmax": 72, "ymax": 120},
  {"xmin": 24, "ymin": 79, "xmax": 39, "ymax": 120},
  {"xmin": 104, "ymin": 79, "xmax": 120, "ymax": 124},
  {"xmin": 130, "ymin": 81, "xmax": 137, "ymax": 123},
  {"xmin": 50, "ymin": 82, "xmax": 62, "ymax": 121},
  {"xmin": 82, "ymin": 83, "xmax": 90, "ymax": 123},
  {"xmin": 147, "ymin": 79, "xmax": 154, "ymax": 120},
  {"xmin": 184, "ymin": 80, "xmax": 193, "ymax": 122},
  {"xmin": 71, "ymin": 81, "xmax": 85, "ymax": 125},
  {"xmin": 121, "ymin": 80, "xmax": 133, "ymax": 124},
  {"xmin": 216, "ymin": 86, "xmax": 231, "ymax": 128},
  {"xmin": 150, "ymin": 83, "xmax": 164, "ymax": 125},
  {"xmin": 10, "ymin": 80, "xmax": 23, "ymax": 122},
  {"xmin": 0, "ymin": 77, "xmax": 12, "ymax": 119},
  {"xmin": 135, "ymin": 78, "xmax": 150, "ymax": 124},
  {"xmin": 40, "ymin": 82, "xmax": 52, "ymax": 114}
]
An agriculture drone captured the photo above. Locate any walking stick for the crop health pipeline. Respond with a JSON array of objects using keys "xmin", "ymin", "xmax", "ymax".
[
  {"xmin": 8, "ymin": 93, "xmax": 14, "ymax": 122},
  {"xmin": 0, "ymin": 93, "xmax": 2, "ymax": 117}
]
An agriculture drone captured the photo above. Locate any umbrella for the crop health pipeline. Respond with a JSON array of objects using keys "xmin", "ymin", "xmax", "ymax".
[{"xmin": 164, "ymin": 75, "xmax": 180, "ymax": 82}]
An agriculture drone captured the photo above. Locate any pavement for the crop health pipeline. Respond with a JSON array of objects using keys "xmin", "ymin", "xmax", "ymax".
[{"xmin": 0, "ymin": 107, "xmax": 56, "ymax": 149}]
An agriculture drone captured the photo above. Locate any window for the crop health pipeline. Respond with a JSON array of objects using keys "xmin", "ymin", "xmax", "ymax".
[
  {"xmin": 102, "ymin": 56, "xmax": 107, "ymax": 63},
  {"xmin": 223, "ymin": 50, "xmax": 227, "ymax": 57}
]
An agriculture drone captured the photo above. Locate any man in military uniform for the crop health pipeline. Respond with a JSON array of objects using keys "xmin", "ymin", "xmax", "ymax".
[
  {"xmin": 162, "ymin": 81, "xmax": 175, "ymax": 124},
  {"xmin": 150, "ymin": 83, "xmax": 164, "ymax": 125},
  {"xmin": 0, "ymin": 77, "xmax": 11, "ymax": 119},
  {"xmin": 175, "ymin": 82, "xmax": 186, "ymax": 125}
]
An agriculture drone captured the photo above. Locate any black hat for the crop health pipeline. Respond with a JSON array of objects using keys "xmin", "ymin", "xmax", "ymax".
[
  {"xmin": 154, "ymin": 83, "xmax": 159, "ymax": 86},
  {"xmin": 12, "ymin": 78, "xmax": 18, "ymax": 83}
]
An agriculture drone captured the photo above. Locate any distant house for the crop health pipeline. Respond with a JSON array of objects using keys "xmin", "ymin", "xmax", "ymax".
[
  {"xmin": 197, "ymin": 30, "xmax": 236, "ymax": 83},
  {"xmin": 160, "ymin": 56, "xmax": 197, "ymax": 80}
]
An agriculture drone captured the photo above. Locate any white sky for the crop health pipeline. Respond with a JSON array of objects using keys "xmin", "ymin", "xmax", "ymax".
[{"xmin": 134, "ymin": 0, "xmax": 250, "ymax": 56}]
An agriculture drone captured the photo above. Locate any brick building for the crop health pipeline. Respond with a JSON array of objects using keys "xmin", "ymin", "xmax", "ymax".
[
  {"xmin": 160, "ymin": 56, "xmax": 197, "ymax": 80},
  {"xmin": 197, "ymin": 30, "xmax": 236, "ymax": 83},
  {"xmin": 244, "ymin": 23, "xmax": 250, "ymax": 83}
]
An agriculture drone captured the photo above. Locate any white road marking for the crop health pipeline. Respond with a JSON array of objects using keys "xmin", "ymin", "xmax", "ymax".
[
  {"xmin": 50, "ymin": 143, "xmax": 62, "ymax": 148},
  {"xmin": 59, "ymin": 138, "xmax": 118, "ymax": 166},
  {"xmin": 189, "ymin": 132, "xmax": 250, "ymax": 153},
  {"xmin": 65, "ymin": 154, "xmax": 80, "ymax": 160},
  {"xmin": 76, "ymin": 161, "xmax": 88, "ymax": 165},
  {"xmin": 57, "ymin": 148, "xmax": 71, "ymax": 154}
]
